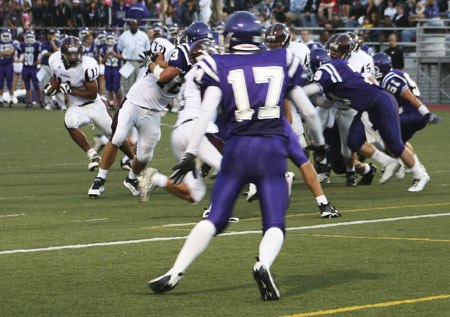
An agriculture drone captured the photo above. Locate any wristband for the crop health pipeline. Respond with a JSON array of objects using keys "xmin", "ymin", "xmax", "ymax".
[
  {"xmin": 417, "ymin": 105, "xmax": 429, "ymax": 116},
  {"xmin": 153, "ymin": 65, "xmax": 164, "ymax": 80}
]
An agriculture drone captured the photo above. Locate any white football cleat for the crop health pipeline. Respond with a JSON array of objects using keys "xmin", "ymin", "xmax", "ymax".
[
  {"xmin": 408, "ymin": 172, "xmax": 430, "ymax": 192},
  {"xmin": 379, "ymin": 159, "xmax": 401, "ymax": 184},
  {"xmin": 88, "ymin": 153, "xmax": 101, "ymax": 171},
  {"xmin": 138, "ymin": 168, "xmax": 158, "ymax": 202}
]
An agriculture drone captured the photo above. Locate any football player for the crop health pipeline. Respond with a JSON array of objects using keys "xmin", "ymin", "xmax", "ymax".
[
  {"xmin": 18, "ymin": 31, "xmax": 44, "ymax": 108},
  {"xmin": 149, "ymin": 11, "xmax": 338, "ymax": 300},
  {"xmin": 303, "ymin": 34, "xmax": 430, "ymax": 192},
  {"xmin": 46, "ymin": 36, "xmax": 134, "ymax": 172},
  {"xmin": 0, "ymin": 29, "xmax": 16, "ymax": 107},
  {"xmin": 38, "ymin": 29, "xmax": 61, "ymax": 110},
  {"xmin": 88, "ymin": 37, "xmax": 179, "ymax": 198},
  {"xmin": 373, "ymin": 52, "xmax": 441, "ymax": 175}
]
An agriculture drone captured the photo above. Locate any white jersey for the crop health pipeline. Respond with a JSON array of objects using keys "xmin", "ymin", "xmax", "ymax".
[
  {"xmin": 288, "ymin": 41, "xmax": 310, "ymax": 65},
  {"xmin": 126, "ymin": 73, "xmax": 181, "ymax": 111},
  {"xmin": 49, "ymin": 51, "xmax": 101, "ymax": 107},
  {"xmin": 348, "ymin": 49, "xmax": 375, "ymax": 78},
  {"xmin": 174, "ymin": 67, "xmax": 217, "ymax": 133}
]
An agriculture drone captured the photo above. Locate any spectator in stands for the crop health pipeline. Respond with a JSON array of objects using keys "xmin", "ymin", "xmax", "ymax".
[
  {"xmin": 97, "ymin": 0, "xmax": 112, "ymax": 28},
  {"xmin": 317, "ymin": 0, "xmax": 337, "ymax": 25},
  {"xmin": 113, "ymin": 0, "xmax": 129, "ymax": 28},
  {"xmin": 259, "ymin": 11, "xmax": 271, "ymax": 27},
  {"xmin": 41, "ymin": 0, "xmax": 55, "ymax": 29},
  {"xmin": 54, "ymin": 0, "xmax": 72, "ymax": 29},
  {"xmin": 258, "ymin": 0, "xmax": 272, "ymax": 17},
  {"xmin": 22, "ymin": 0, "xmax": 33, "ymax": 30},
  {"xmin": 424, "ymin": 0, "xmax": 440, "ymax": 19},
  {"xmin": 341, "ymin": 0, "xmax": 352, "ymax": 19},
  {"xmin": 384, "ymin": 32, "xmax": 404, "ymax": 69},
  {"xmin": 187, "ymin": 0, "xmax": 199, "ymax": 22},
  {"xmin": 173, "ymin": 0, "xmax": 191, "ymax": 27},
  {"xmin": 163, "ymin": 4, "xmax": 175, "ymax": 25},
  {"xmin": 5, "ymin": 0, "xmax": 24, "ymax": 36},
  {"xmin": 146, "ymin": 0, "xmax": 160, "ymax": 19},
  {"xmin": 199, "ymin": 0, "xmax": 212, "ymax": 24},
  {"xmin": 393, "ymin": 3, "xmax": 409, "ymax": 28},
  {"xmin": 380, "ymin": 14, "xmax": 396, "ymax": 42},
  {"xmin": 384, "ymin": 0, "xmax": 397, "ymax": 19},
  {"xmin": 401, "ymin": 0, "xmax": 424, "ymax": 42},
  {"xmin": 286, "ymin": 0, "xmax": 308, "ymax": 26},
  {"xmin": 347, "ymin": 0, "xmax": 365, "ymax": 27},
  {"xmin": 271, "ymin": 2, "xmax": 288, "ymax": 24},
  {"xmin": 300, "ymin": 29, "xmax": 314, "ymax": 45},
  {"xmin": 364, "ymin": 0, "xmax": 378, "ymax": 21},
  {"xmin": 211, "ymin": 0, "xmax": 224, "ymax": 24},
  {"xmin": 324, "ymin": 11, "xmax": 345, "ymax": 31},
  {"xmin": 301, "ymin": 0, "xmax": 319, "ymax": 27},
  {"xmin": 72, "ymin": 0, "xmax": 86, "ymax": 30},
  {"xmin": 318, "ymin": 29, "xmax": 330, "ymax": 46},
  {"xmin": 85, "ymin": 1, "xmax": 99, "ymax": 27},
  {"xmin": 31, "ymin": 0, "xmax": 44, "ymax": 32},
  {"xmin": 127, "ymin": 0, "xmax": 150, "ymax": 25}
]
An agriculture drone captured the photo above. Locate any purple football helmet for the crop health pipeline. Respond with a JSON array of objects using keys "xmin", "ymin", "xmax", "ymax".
[
  {"xmin": 373, "ymin": 53, "xmax": 392, "ymax": 79},
  {"xmin": 186, "ymin": 22, "xmax": 212, "ymax": 43},
  {"xmin": 309, "ymin": 48, "xmax": 332, "ymax": 73},
  {"xmin": 223, "ymin": 11, "xmax": 264, "ymax": 53}
]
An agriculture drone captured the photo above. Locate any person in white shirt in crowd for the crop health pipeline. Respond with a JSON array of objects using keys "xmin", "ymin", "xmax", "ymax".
[{"xmin": 117, "ymin": 19, "xmax": 151, "ymax": 93}]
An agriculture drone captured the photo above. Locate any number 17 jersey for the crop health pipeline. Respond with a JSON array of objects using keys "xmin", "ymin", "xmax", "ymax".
[{"xmin": 195, "ymin": 48, "xmax": 308, "ymax": 139}]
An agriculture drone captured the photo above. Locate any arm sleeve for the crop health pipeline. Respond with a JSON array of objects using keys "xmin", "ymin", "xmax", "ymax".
[
  {"xmin": 302, "ymin": 82, "xmax": 323, "ymax": 96},
  {"xmin": 185, "ymin": 86, "xmax": 222, "ymax": 155}
]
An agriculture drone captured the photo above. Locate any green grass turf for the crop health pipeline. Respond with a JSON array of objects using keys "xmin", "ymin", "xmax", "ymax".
[{"xmin": 0, "ymin": 106, "xmax": 449, "ymax": 316}]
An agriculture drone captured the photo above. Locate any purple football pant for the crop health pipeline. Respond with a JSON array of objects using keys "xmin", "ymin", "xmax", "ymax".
[
  {"xmin": 105, "ymin": 67, "xmax": 120, "ymax": 93},
  {"xmin": 348, "ymin": 91, "xmax": 405, "ymax": 157},
  {"xmin": 22, "ymin": 66, "xmax": 39, "ymax": 90},
  {"xmin": 0, "ymin": 63, "xmax": 13, "ymax": 90},
  {"xmin": 207, "ymin": 135, "xmax": 289, "ymax": 234},
  {"xmin": 399, "ymin": 108, "xmax": 426, "ymax": 143}
]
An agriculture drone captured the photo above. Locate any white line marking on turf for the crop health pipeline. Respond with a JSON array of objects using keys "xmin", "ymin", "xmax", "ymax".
[
  {"xmin": 0, "ymin": 213, "xmax": 25, "ymax": 218},
  {"xmin": 71, "ymin": 218, "xmax": 109, "ymax": 223},
  {"xmin": 1, "ymin": 212, "xmax": 449, "ymax": 256}
]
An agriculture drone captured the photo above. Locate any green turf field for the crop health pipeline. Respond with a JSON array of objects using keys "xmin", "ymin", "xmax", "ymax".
[{"xmin": 1, "ymin": 107, "xmax": 449, "ymax": 317}]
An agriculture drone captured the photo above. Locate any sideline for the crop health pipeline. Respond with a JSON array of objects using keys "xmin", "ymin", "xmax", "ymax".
[
  {"xmin": 1, "ymin": 212, "xmax": 449, "ymax": 256},
  {"xmin": 281, "ymin": 294, "xmax": 450, "ymax": 317}
]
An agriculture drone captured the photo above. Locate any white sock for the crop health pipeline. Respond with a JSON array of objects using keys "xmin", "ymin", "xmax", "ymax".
[
  {"xmin": 128, "ymin": 170, "xmax": 138, "ymax": 179},
  {"xmin": 86, "ymin": 148, "xmax": 97, "ymax": 159},
  {"xmin": 100, "ymin": 135, "xmax": 109, "ymax": 145},
  {"xmin": 410, "ymin": 162, "xmax": 425, "ymax": 179},
  {"xmin": 315, "ymin": 195, "xmax": 328, "ymax": 206},
  {"xmin": 121, "ymin": 156, "xmax": 130, "ymax": 164},
  {"xmin": 362, "ymin": 164, "xmax": 371, "ymax": 175},
  {"xmin": 370, "ymin": 149, "xmax": 393, "ymax": 166},
  {"xmin": 170, "ymin": 220, "xmax": 216, "ymax": 274},
  {"xmin": 154, "ymin": 173, "xmax": 168, "ymax": 187},
  {"xmin": 259, "ymin": 227, "xmax": 284, "ymax": 270},
  {"xmin": 97, "ymin": 168, "xmax": 108, "ymax": 179}
]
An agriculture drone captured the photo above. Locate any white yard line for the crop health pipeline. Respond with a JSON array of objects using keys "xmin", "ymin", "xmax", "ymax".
[
  {"xmin": 71, "ymin": 218, "xmax": 109, "ymax": 223},
  {"xmin": 0, "ymin": 213, "xmax": 25, "ymax": 218},
  {"xmin": 1, "ymin": 212, "xmax": 449, "ymax": 256}
]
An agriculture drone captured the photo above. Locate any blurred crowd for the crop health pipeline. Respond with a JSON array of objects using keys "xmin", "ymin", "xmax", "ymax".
[{"xmin": 0, "ymin": 0, "xmax": 448, "ymax": 43}]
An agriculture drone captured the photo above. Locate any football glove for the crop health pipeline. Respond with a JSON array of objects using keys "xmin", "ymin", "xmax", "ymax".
[
  {"xmin": 170, "ymin": 153, "xmax": 197, "ymax": 185},
  {"xmin": 59, "ymin": 82, "xmax": 72, "ymax": 95},
  {"xmin": 424, "ymin": 112, "xmax": 442, "ymax": 125},
  {"xmin": 44, "ymin": 83, "xmax": 58, "ymax": 96}
]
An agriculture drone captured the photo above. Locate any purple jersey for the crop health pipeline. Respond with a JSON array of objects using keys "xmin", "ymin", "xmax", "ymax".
[
  {"xmin": 196, "ymin": 48, "xmax": 308, "ymax": 139},
  {"xmin": 313, "ymin": 59, "xmax": 385, "ymax": 113},
  {"xmin": 0, "ymin": 40, "xmax": 15, "ymax": 64},
  {"xmin": 100, "ymin": 45, "xmax": 122, "ymax": 68},
  {"xmin": 83, "ymin": 44, "xmax": 96, "ymax": 58},
  {"xmin": 19, "ymin": 42, "xmax": 41, "ymax": 67},
  {"xmin": 167, "ymin": 42, "xmax": 191, "ymax": 75},
  {"xmin": 41, "ymin": 40, "xmax": 60, "ymax": 66},
  {"xmin": 307, "ymin": 42, "xmax": 324, "ymax": 51}
]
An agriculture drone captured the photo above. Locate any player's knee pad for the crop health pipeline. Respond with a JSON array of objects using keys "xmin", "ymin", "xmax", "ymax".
[{"xmin": 64, "ymin": 115, "xmax": 79, "ymax": 129}]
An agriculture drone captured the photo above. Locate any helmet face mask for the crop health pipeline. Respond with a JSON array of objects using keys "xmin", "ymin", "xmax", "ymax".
[
  {"xmin": 189, "ymin": 39, "xmax": 217, "ymax": 64},
  {"xmin": 373, "ymin": 53, "xmax": 392, "ymax": 79},
  {"xmin": 106, "ymin": 33, "xmax": 115, "ymax": 46},
  {"xmin": 309, "ymin": 48, "xmax": 332, "ymax": 73},
  {"xmin": 61, "ymin": 36, "xmax": 83, "ymax": 69},
  {"xmin": 327, "ymin": 33, "xmax": 352, "ymax": 60},
  {"xmin": 25, "ymin": 32, "xmax": 36, "ymax": 45},
  {"xmin": 264, "ymin": 23, "xmax": 290, "ymax": 49},
  {"xmin": 1, "ymin": 30, "xmax": 12, "ymax": 42}
]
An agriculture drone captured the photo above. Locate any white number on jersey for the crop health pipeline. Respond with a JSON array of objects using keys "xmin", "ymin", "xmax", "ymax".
[{"xmin": 227, "ymin": 66, "xmax": 283, "ymax": 122}]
